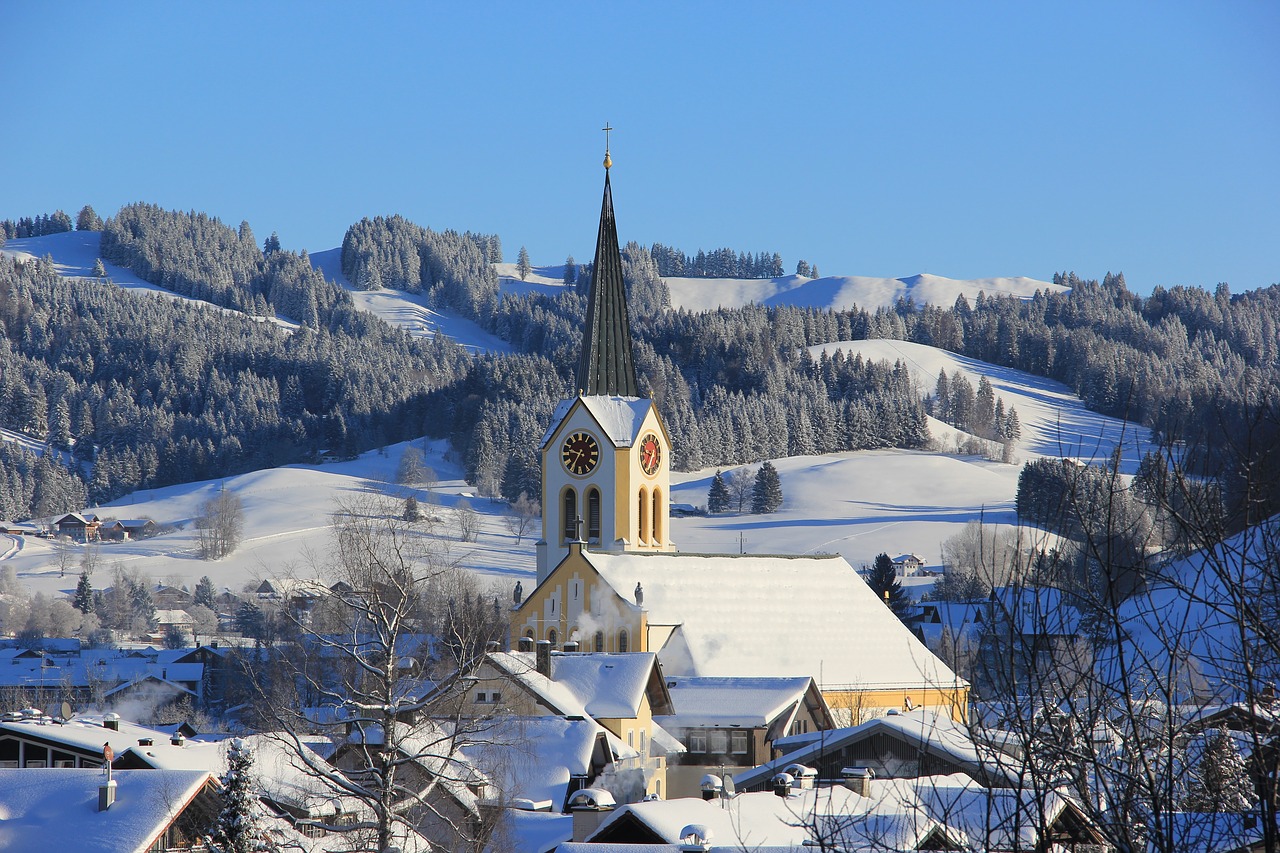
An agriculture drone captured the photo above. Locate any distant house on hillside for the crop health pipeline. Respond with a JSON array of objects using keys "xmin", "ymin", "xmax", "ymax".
[
  {"xmin": 892, "ymin": 553, "xmax": 927, "ymax": 577},
  {"xmin": 99, "ymin": 518, "xmax": 157, "ymax": 541},
  {"xmin": 53, "ymin": 512, "xmax": 100, "ymax": 542}
]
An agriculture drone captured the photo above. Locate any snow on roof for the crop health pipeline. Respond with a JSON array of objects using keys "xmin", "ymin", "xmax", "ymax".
[
  {"xmin": 460, "ymin": 716, "xmax": 604, "ymax": 808},
  {"xmin": 656, "ymin": 675, "xmax": 813, "ymax": 729},
  {"xmin": 115, "ymin": 732, "xmax": 337, "ymax": 813},
  {"xmin": 539, "ymin": 395, "xmax": 650, "ymax": 449},
  {"xmin": 499, "ymin": 809, "xmax": 573, "ymax": 853},
  {"xmin": 734, "ymin": 708, "xmax": 1014, "ymax": 790},
  {"xmin": 488, "ymin": 650, "xmax": 660, "ymax": 719},
  {"xmin": 584, "ymin": 551, "xmax": 963, "ymax": 690},
  {"xmin": 0, "ymin": 713, "xmax": 190, "ymax": 757},
  {"xmin": 588, "ymin": 785, "xmax": 948, "ymax": 851},
  {"xmin": 0, "ymin": 768, "xmax": 213, "ymax": 853}
]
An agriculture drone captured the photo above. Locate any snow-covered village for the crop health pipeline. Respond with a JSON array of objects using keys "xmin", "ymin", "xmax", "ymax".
[{"xmin": 1, "ymin": 6, "xmax": 1277, "ymax": 853}]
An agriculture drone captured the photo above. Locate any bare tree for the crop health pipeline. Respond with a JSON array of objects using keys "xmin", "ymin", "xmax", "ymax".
[
  {"xmin": 455, "ymin": 498, "xmax": 480, "ymax": 543},
  {"xmin": 53, "ymin": 536, "xmax": 76, "ymax": 578},
  {"xmin": 503, "ymin": 492, "xmax": 540, "ymax": 545},
  {"xmin": 726, "ymin": 466, "xmax": 755, "ymax": 513},
  {"xmin": 240, "ymin": 496, "xmax": 506, "ymax": 852},
  {"xmin": 197, "ymin": 490, "xmax": 244, "ymax": 560}
]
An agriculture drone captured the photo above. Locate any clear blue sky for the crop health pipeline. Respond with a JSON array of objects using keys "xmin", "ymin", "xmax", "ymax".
[{"xmin": 4, "ymin": 2, "xmax": 1277, "ymax": 293}]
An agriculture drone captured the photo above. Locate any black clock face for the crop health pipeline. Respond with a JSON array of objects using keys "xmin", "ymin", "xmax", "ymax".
[
  {"xmin": 639, "ymin": 432, "xmax": 661, "ymax": 476},
  {"xmin": 562, "ymin": 431, "xmax": 600, "ymax": 476}
]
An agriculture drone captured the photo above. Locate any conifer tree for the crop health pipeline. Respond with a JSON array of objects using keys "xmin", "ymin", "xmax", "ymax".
[
  {"xmin": 194, "ymin": 575, "xmax": 217, "ymax": 609},
  {"xmin": 707, "ymin": 470, "xmax": 730, "ymax": 514},
  {"xmin": 751, "ymin": 460, "xmax": 783, "ymax": 513},
  {"xmin": 517, "ymin": 246, "xmax": 532, "ymax": 281},
  {"xmin": 73, "ymin": 571, "xmax": 94, "ymax": 613},
  {"xmin": 212, "ymin": 738, "xmax": 261, "ymax": 853},
  {"xmin": 1183, "ymin": 726, "xmax": 1256, "ymax": 813},
  {"xmin": 867, "ymin": 553, "xmax": 912, "ymax": 620},
  {"xmin": 402, "ymin": 494, "xmax": 423, "ymax": 522}
]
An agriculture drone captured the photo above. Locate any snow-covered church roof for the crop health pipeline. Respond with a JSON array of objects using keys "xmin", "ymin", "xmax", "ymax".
[
  {"xmin": 583, "ymin": 550, "xmax": 964, "ymax": 691},
  {"xmin": 539, "ymin": 395, "xmax": 652, "ymax": 450}
]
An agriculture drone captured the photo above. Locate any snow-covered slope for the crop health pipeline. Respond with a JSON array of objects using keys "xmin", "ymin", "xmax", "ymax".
[
  {"xmin": 0, "ymin": 232, "xmax": 298, "ymax": 330},
  {"xmin": 666, "ymin": 272, "xmax": 1064, "ymax": 313}
]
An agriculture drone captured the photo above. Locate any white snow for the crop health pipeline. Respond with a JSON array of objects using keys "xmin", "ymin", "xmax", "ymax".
[{"xmin": 665, "ymin": 272, "xmax": 1064, "ymax": 313}]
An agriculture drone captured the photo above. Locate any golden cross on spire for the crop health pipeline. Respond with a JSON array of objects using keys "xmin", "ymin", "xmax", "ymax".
[{"xmin": 602, "ymin": 122, "xmax": 613, "ymax": 170}]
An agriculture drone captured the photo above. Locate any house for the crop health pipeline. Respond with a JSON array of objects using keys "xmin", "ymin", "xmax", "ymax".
[
  {"xmin": 0, "ymin": 710, "xmax": 191, "ymax": 768},
  {"xmin": 892, "ymin": 553, "xmax": 926, "ymax": 577},
  {"xmin": 98, "ymin": 519, "xmax": 157, "ymax": 541},
  {"xmin": 654, "ymin": 675, "xmax": 835, "ymax": 799},
  {"xmin": 465, "ymin": 648, "xmax": 679, "ymax": 802},
  {"xmin": 53, "ymin": 512, "xmax": 101, "ymax": 541},
  {"xmin": 0, "ymin": 767, "xmax": 220, "ymax": 853},
  {"xmin": 733, "ymin": 707, "xmax": 1019, "ymax": 792},
  {"xmin": 0, "ymin": 646, "xmax": 205, "ymax": 709}
]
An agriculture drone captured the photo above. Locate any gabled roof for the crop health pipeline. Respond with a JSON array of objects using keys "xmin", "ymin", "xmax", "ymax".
[
  {"xmin": 0, "ymin": 768, "xmax": 216, "ymax": 853},
  {"xmin": 655, "ymin": 675, "xmax": 826, "ymax": 731},
  {"xmin": 735, "ymin": 708, "xmax": 1017, "ymax": 790},
  {"xmin": 539, "ymin": 394, "xmax": 654, "ymax": 450},
  {"xmin": 487, "ymin": 650, "xmax": 674, "ymax": 718},
  {"xmin": 459, "ymin": 715, "xmax": 610, "ymax": 810},
  {"xmin": 582, "ymin": 550, "xmax": 964, "ymax": 691}
]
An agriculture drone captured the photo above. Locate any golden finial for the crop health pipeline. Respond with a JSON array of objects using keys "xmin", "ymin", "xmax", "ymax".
[{"xmin": 602, "ymin": 122, "xmax": 613, "ymax": 170}]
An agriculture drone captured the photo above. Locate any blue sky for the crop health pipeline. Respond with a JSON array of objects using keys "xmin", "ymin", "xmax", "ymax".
[{"xmin": 3, "ymin": 2, "xmax": 1276, "ymax": 294}]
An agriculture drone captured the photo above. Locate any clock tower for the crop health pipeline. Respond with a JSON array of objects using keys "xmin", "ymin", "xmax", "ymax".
[{"xmin": 535, "ymin": 139, "xmax": 673, "ymax": 584}]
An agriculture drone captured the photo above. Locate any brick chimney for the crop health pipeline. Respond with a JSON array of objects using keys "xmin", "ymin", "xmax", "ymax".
[{"xmin": 535, "ymin": 640, "xmax": 552, "ymax": 678}]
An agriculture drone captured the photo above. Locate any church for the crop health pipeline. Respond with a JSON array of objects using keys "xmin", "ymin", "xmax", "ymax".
[{"xmin": 511, "ymin": 141, "xmax": 969, "ymax": 722}]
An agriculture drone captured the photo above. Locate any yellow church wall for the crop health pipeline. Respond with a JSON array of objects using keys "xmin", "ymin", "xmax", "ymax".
[
  {"xmin": 820, "ymin": 684, "xmax": 970, "ymax": 726},
  {"xmin": 512, "ymin": 546, "xmax": 645, "ymax": 653}
]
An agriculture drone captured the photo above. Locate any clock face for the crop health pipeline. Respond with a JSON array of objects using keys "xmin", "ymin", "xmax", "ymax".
[
  {"xmin": 639, "ymin": 432, "xmax": 661, "ymax": 476},
  {"xmin": 561, "ymin": 431, "xmax": 601, "ymax": 476}
]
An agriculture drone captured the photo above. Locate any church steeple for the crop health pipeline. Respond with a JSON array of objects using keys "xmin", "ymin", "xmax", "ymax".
[{"xmin": 576, "ymin": 138, "xmax": 639, "ymax": 398}]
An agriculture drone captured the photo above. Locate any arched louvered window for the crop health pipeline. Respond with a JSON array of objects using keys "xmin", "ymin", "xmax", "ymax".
[
  {"xmin": 594, "ymin": 631, "xmax": 605, "ymax": 652},
  {"xmin": 548, "ymin": 629, "xmax": 558, "ymax": 648},
  {"xmin": 637, "ymin": 487, "xmax": 649, "ymax": 544},
  {"xmin": 618, "ymin": 629, "xmax": 629, "ymax": 653},
  {"xmin": 587, "ymin": 488, "xmax": 601, "ymax": 543},
  {"xmin": 562, "ymin": 488, "xmax": 577, "ymax": 542},
  {"xmin": 652, "ymin": 488, "xmax": 662, "ymax": 544}
]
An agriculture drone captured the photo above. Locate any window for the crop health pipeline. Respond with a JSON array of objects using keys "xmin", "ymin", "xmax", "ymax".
[
  {"xmin": 548, "ymin": 629, "xmax": 558, "ymax": 648},
  {"xmin": 562, "ymin": 489, "xmax": 577, "ymax": 542},
  {"xmin": 594, "ymin": 631, "xmax": 605, "ymax": 652},
  {"xmin": 475, "ymin": 691, "xmax": 488, "ymax": 703},
  {"xmin": 639, "ymin": 731, "xmax": 647, "ymax": 755},
  {"xmin": 628, "ymin": 730, "xmax": 634, "ymax": 748},
  {"xmin": 709, "ymin": 730, "xmax": 729, "ymax": 754},
  {"xmin": 652, "ymin": 488, "xmax": 662, "ymax": 543},
  {"xmin": 618, "ymin": 629, "xmax": 629, "ymax": 653},
  {"xmin": 730, "ymin": 731, "xmax": 748, "ymax": 754},
  {"xmin": 637, "ymin": 487, "xmax": 649, "ymax": 543},
  {"xmin": 689, "ymin": 731, "xmax": 707, "ymax": 753},
  {"xmin": 490, "ymin": 691, "xmax": 501, "ymax": 704},
  {"xmin": 587, "ymin": 488, "xmax": 601, "ymax": 542}
]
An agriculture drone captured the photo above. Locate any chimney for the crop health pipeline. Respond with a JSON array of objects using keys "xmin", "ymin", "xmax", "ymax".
[
  {"xmin": 103, "ymin": 713, "xmax": 120, "ymax": 731},
  {"xmin": 784, "ymin": 763, "xmax": 817, "ymax": 790},
  {"xmin": 679, "ymin": 824, "xmax": 713, "ymax": 853},
  {"xmin": 98, "ymin": 778, "xmax": 117, "ymax": 811},
  {"xmin": 518, "ymin": 636, "xmax": 533, "ymax": 653},
  {"xmin": 170, "ymin": 734, "xmax": 185, "ymax": 747},
  {"xmin": 568, "ymin": 788, "xmax": 616, "ymax": 842},
  {"xmin": 771, "ymin": 772, "xmax": 793, "ymax": 798},
  {"xmin": 699, "ymin": 773, "xmax": 724, "ymax": 801},
  {"xmin": 563, "ymin": 640, "xmax": 580, "ymax": 653},
  {"xmin": 138, "ymin": 738, "xmax": 153, "ymax": 747},
  {"xmin": 841, "ymin": 767, "xmax": 874, "ymax": 797},
  {"xmin": 535, "ymin": 640, "xmax": 552, "ymax": 678}
]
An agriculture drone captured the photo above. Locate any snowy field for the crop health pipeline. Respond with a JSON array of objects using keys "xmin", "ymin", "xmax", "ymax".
[{"xmin": 0, "ymin": 336, "xmax": 1150, "ymax": 606}]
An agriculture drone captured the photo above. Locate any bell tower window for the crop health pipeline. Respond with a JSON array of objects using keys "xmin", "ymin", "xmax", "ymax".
[
  {"xmin": 652, "ymin": 488, "xmax": 662, "ymax": 544},
  {"xmin": 637, "ymin": 487, "xmax": 649, "ymax": 544},
  {"xmin": 562, "ymin": 489, "xmax": 577, "ymax": 543},
  {"xmin": 586, "ymin": 488, "xmax": 601, "ymax": 543}
]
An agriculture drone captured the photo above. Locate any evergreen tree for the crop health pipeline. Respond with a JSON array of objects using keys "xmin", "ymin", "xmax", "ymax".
[
  {"xmin": 402, "ymin": 494, "xmax": 423, "ymax": 522},
  {"xmin": 194, "ymin": 575, "xmax": 217, "ymax": 609},
  {"xmin": 1183, "ymin": 726, "xmax": 1256, "ymax": 813},
  {"xmin": 263, "ymin": 232, "xmax": 281, "ymax": 254},
  {"xmin": 92, "ymin": 258, "xmax": 107, "ymax": 278},
  {"xmin": 751, "ymin": 460, "xmax": 783, "ymax": 513},
  {"xmin": 212, "ymin": 738, "xmax": 261, "ymax": 853},
  {"xmin": 517, "ymin": 245, "xmax": 532, "ymax": 281},
  {"xmin": 563, "ymin": 255, "xmax": 577, "ymax": 285},
  {"xmin": 867, "ymin": 553, "xmax": 912, "ymax": 620},
  {"xmin": 76, "ymin": 205, "xmax": 103, "ymax": 231},
  {"xmin": 73, "ymin": 571, "xmax": 94, "ymax": 613},
  {"xmin": 707, "ymin": 470, "xmax": 730, "ymax": 514}
]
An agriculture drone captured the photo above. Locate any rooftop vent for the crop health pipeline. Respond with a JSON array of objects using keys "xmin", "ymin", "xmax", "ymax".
[
  {"xmin": 138, "ymin": 738, "xmax": 153, "ymax": 747},
  {"xmin": 699, "ymin": 773, "xmax": 724, "ymax": 801},
  {"xmin": 841, "ymin": 766, "xmax": 875, "ymax": 797},
  {"xmin": 679, "ymin": 824, "xmax": 714, "ymax": 852},
  {"xmin": 103, "ymin": 713, "xmax": 120, "ymax": 731},
  {"xmin": 771, "ymin": 772, "xmax": 794, "ymax": 798}
]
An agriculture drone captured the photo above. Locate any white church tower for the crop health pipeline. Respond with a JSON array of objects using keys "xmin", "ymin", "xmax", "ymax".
[{"xmin": 535, "ymin": 138, "xmax": 674, "ymax": 585}]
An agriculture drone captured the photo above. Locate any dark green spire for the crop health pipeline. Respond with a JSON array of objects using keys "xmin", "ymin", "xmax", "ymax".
[{"xmin": 576, "ymin": 169, "xmax": 639, "ymax": 397}]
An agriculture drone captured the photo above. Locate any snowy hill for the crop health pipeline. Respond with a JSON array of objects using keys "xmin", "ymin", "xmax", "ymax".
[
  {"xmin": 0, "ymin": 340, "xmax": 1150, "ymax": 607},
  {"xmin": 665, "ymin": 272, "xmax": 1065, "ymax": 313}
]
